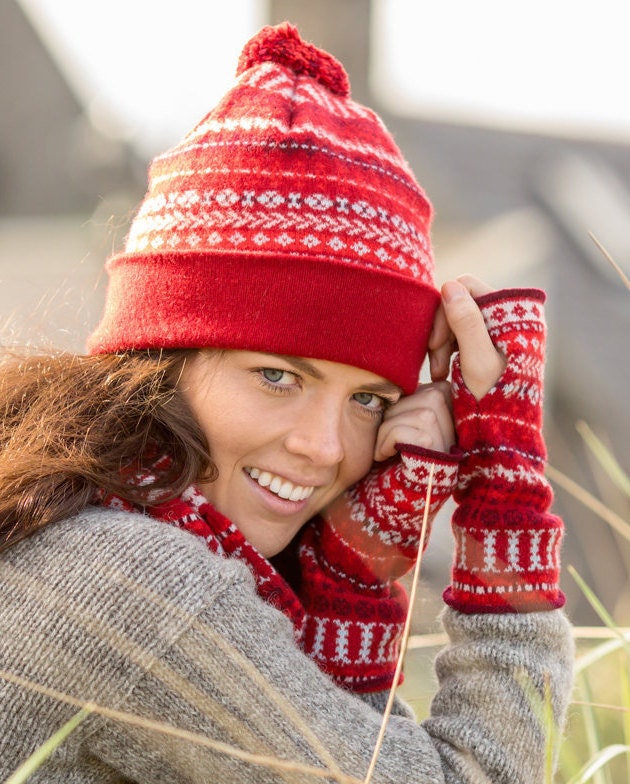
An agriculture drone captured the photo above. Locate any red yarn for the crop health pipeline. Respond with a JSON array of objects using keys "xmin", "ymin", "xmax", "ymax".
[{"xmin": 237, "ymin": 22, "xmax": 350, "ymax": 96}]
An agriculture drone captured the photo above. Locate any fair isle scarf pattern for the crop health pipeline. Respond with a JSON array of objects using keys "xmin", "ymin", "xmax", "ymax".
[
  {"xmin": 98, "ymin": 477, "xmax": 407, "ymax": 693},
  {"xmin": 97, "ymin": 446, "xmax": 455, "ymax": 693}
]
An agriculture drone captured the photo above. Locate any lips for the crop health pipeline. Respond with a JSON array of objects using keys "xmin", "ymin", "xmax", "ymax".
[{"xmin": 244, "ymin": 467, "xmax": 315, "ymax": 502}]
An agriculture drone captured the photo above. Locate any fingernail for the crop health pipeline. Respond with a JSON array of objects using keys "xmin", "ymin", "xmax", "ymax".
[{"xmin": 442, "ymin": 281, "xmax": 466, "ymax": 303}]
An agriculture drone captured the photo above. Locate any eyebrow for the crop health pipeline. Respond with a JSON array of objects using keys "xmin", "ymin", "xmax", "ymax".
[
  {"xmin": 269, "ymin": 354, "xmax": 402, "ymax": 398},
  {"xmin": 269, "ymin": 354, "xmax": 325, "ymax": 380}
]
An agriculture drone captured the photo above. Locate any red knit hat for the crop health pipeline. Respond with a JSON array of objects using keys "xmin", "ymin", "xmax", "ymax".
[{"xmin": 87, "ymin": 23, "xmax": 439, "ymax": 394}]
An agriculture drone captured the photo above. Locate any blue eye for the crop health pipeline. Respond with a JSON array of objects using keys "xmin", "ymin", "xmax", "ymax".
[
  {"xmin": 262, "ymin": 368, "xmax": 286, "ymax": 383},
  {"xmin": 353, "ymin": 392, "xmax": 385, "ymax": 410}
]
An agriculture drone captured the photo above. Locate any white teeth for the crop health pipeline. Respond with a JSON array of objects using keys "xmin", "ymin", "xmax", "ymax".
[
  {"xmin": 258, "ymin": 471, "xmax": 272, "ymax": 487},
  {"xmin": 277, "ymin": 481, "xmax": 293, "ymax": 499},
  {"xmin": 245, "ymin": 468, "xmax": 315, "ymax": 502},
  {"xmin": 288, "ymin": 486, "xmax": 304, "ymax": 502}
]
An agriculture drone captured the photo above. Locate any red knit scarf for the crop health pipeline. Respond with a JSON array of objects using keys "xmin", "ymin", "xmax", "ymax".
[
  {"xmin": 96, "ymin": 455, "xmax": 409, "ymax": 693},
  {"xmin": 98, "ymin": 467, "xmax": 306, "ymax": 636}
]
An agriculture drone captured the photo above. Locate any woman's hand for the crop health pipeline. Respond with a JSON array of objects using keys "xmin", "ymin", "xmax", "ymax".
[
  {"xmin": 374, "ymin": 381, "xmax": 454, "ymax": 461},
  {"xmin": 428, "ymin": 274, "xmax": 507, "ymax": 400}
]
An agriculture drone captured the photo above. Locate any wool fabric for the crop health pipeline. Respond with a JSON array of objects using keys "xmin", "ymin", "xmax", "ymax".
[
  {"xmin": 98, "ymin": 444, "xmax": 458, "ymax": 693},
  {"xmin": 0, "ymin": 508, "xmax": 576, "ymax": 782},
  {"xmin": 87, "ymin": 22, "xmax": 439, "ymax": 394},
  {"xmin": 443, "ymin": 289, "xmax": 565, "ymax": 612}
]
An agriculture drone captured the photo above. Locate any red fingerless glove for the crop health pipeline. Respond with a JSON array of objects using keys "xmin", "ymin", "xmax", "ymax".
[
  {"xmin": 443, "ymin": 288, "xmax": 566, "ymax": 614},
  {"xmin": 320, "ymin": 447, "xmax": 460, "ymax": 583},
  {"xmin": 296, "ymin": 447, "xmax": 459, "ymax": 692}
]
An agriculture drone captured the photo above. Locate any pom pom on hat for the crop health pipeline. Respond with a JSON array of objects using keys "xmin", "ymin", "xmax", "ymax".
[
  {"xmin": 237, "ymin": 22, "xmax": 350, "ymax": 96},
  {"xmin": 87, "ymin": 23, "xmax": 439, "ymax": 394}
]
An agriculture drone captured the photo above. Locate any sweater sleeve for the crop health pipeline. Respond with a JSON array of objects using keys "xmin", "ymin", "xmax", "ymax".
[{"xmin": 0, "ymin": 508, "xmax": 574, "ymax": 784}]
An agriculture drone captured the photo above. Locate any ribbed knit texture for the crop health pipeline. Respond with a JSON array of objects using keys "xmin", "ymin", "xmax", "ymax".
[
  {"xmin": 0, "ymin": 510, "xmax": 575, "ymax": 783},
  {"xmin": 86, "ymin": 23, "xmax": 439, "ymax": 393}
]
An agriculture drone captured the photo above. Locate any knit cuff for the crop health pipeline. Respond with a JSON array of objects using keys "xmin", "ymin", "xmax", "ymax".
[{"xmin": 443, "ymin": 506, "xmax": 565, "ymax": 613}]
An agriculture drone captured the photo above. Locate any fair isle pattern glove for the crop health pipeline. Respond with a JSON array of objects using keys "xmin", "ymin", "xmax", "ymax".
[
  {"xmin": 296, "ymin": 447, "xmax": 459, "ymax": 691},
  {"xmin": 443, "ymin": 288, "xmax": 566, "ymax": 613}
]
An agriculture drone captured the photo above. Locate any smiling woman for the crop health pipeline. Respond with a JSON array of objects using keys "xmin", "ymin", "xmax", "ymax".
[
  {"xmin": 0, "ymin": 22, "xmax": 573, "ymax": 784},
  {"xmin": 178, "ymin": 351, "xmax": 403, "ymax": 556}
]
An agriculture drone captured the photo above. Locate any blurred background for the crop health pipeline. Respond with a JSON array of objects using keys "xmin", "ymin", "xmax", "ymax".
[{"xmin": 1, "ymin": 0, "xmax": 629, "ymax": 628}]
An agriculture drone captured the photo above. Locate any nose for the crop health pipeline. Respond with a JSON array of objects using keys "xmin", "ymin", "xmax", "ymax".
[{"xmin": 284, "ymin": 399, "xmax": 345, "ymax": 466}]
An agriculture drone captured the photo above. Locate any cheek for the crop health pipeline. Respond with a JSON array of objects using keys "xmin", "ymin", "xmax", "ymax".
[{"xmin": 342, "ymin": 426, "xmax": 378, "ymax": 483}]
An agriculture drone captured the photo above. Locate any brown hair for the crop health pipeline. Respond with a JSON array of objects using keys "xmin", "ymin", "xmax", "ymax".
[{"xmin": 0, "ymin": 349, "xmax": 213, "ymax": 551}]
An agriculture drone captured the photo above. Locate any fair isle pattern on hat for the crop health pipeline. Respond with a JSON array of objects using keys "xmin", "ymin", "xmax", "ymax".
[{"xmin": 87, "ymin": 23, "xmax": 439, "ymax": 393}]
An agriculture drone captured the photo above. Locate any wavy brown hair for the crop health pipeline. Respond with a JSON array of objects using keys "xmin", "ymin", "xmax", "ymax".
[{"xmin": 0, "ymin": 349, "xmax": 213, "ymax": 551}]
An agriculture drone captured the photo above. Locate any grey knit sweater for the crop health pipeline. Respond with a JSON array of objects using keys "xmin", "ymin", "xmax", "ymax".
[{"xmin": 0, "ymin": 508, "xmax": 574, "ymax": 783}]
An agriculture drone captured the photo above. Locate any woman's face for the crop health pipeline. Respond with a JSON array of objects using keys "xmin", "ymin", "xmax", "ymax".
[{"xmin": 178, "ymin": 350, "xmax": 401, "ymax": 557}]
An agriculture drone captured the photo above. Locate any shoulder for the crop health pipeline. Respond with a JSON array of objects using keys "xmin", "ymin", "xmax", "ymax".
[{"xmin": 1, "ymin": 507, "xmax": 257, "ymax": 651}]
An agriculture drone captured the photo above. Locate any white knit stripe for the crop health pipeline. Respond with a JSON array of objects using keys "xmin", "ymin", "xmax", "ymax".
[
  {"xmin": 131, "ymin": 188, "xmax": 428, "ymax": 248},
  {"xmin": 155, "ymin": 115, "xmax": 419, "ymax": 191},
  {"xmin": 166, "ymin": 114, "xmax": 407, "ymax": 174},
  {"xmin": 238, "ymin": 60, "xmax": 293, "ymax": 90},
  {"xmin": 298, "ymin": 542, "xmax": 385, "ymax": 592},
  {"xmin": 154, "ymin": 138, "xmax": 425, "ymax": 200},
  {"xmin": 238, "ymin": 61, "xmax": 375, "ymax": 122},
  {"xmin": 126, "ymin": 208, "xmax": 428, "ymax": 267},
  {"xmin": 455, "ymin": 412, "xmax": 543, "ymax": 433},
  {"xmin": 451, "ymin": 580, "xmax": 559, "ymax": 595},
  {"xmin": 295, "ymin": 80, "xmax": 376, "ymax": 122},
  {"xmin": 457, "ymin": 462, "xmax": 546, "ymax": 490},
  {"xmin": 463, "ymin": 443, "xmax": 546, "ymax": 466},
  {"xmin": 285, "ymin": 119, "xmax": 417, "ymax": 179},
  {"xmin": 147, "ymin": 169, "xmax": 430, "ymax": 233},
  {"xmin": 453, "ymin": 527, "xmax": 561, "ymax": 575},
  {"xmin": 480, "ymin": 300, "xmax": 546, "ymax": 331}
]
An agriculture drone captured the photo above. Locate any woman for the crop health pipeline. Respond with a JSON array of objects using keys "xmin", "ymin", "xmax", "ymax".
[{"xmin": 0, "ymin": 23, "xmax": 573, "ymax": 783}]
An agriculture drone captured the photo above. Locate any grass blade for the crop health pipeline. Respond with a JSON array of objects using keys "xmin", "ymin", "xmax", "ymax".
[
  {"xmin": 578, "ymin": 673, "xmax": 611, "ymax": 784},
  {"xmin": 4, "ymin": 709, "xmax": 89, "ymax": 784},
  {"xmin": 574, "ymin": 637, "xmax": 630, "ymax": 676},
  {"xmin": 362, "ymin": 464, "xmax": 434, "ymax": 784},
  {"xmin": 568, "ymin": 566, "xmax": 630, "ymax": 657},
  {"xmin": 621, "ymin": 655, "xmax": 630, "ymax": 781},
  {"xmin": 565, "ymin": 744, "xmax": 630, "ymax": 784},
  {"xmin": 576, "ymin": 420, "xmax": 630, "ymax": 497},
  {"xmin": 546, "ymin": 466, "xmax": 630, "ymax": 542},
  {"xmin": 589, "ymin": 232, "xmax": 630, "ymax": 292}
]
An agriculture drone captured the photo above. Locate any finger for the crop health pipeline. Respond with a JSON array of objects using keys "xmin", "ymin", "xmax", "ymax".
[
  {"xmin": 427, "ymin": 302, "xmax": 454, "ymax": 382},
  {"xmin": 441, "ymin": 279, "xmax": 506, "ymax": 400},
  {"xmin": 428, "ymin": 301, "xmax": 450, "ymax": 350},
  {"xmin": 455, "ymin": 273, "xmax": 495, "ymax": 298},
  {"xmin": 375, "ymin": 422, "xmax": 445, "ymax": 461},
  {"xmin": 384, "ymin": 383, "xmax": 454, "ymax": 445},
  {"xmin": 375, "ymin": 385, "xmax": 455, "ymax": 460}
]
